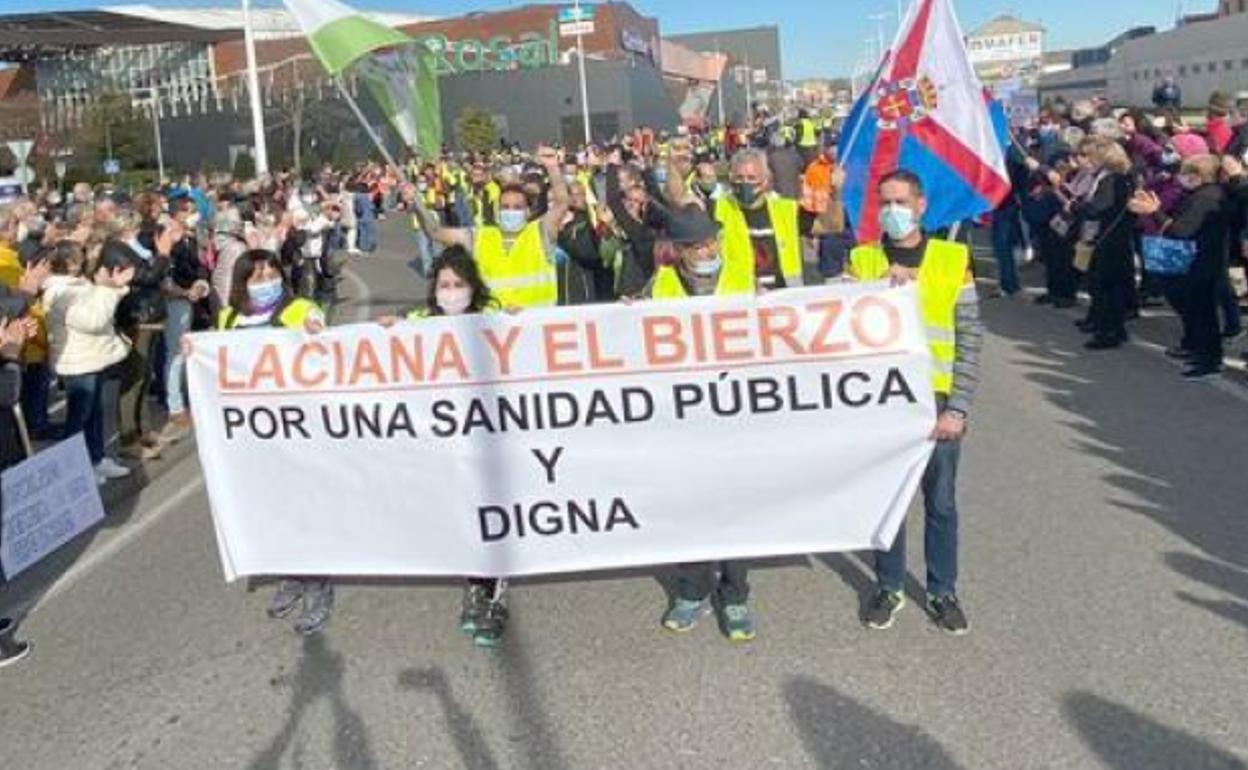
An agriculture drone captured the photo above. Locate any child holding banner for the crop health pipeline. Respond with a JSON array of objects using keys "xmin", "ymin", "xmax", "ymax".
[
  {"xmin": 214, "ymin": 249, "xmax": 334, "ymax": 636},
  {"xmin": 379, "ymin": 247, "xmax": 511, "ymax": 648}
]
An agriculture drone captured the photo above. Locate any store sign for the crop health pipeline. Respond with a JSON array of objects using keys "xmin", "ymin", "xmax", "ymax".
[
  {"xmin": 620, "ymin": 29, "xmax": 651, "ymax": 58},
  {"xmin": 557, "ymin": 5, "xmax": 596, "ymax": 23},
  {"xmin": 560, "ymin": 21, "xmax": 595, "ymax": 37},
  {"xmin": 422, "ymin": 21, "xmax": 561, "ymax": 75},
  {"xmin": 967, "ymin": 32, "xmax": 1043, "ymax": 64}
]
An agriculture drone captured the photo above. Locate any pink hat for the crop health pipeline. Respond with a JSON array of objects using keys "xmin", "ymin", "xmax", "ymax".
[{"xmin": 1172, "ymin": 132, "xmax": 1209, "ymax": 158}]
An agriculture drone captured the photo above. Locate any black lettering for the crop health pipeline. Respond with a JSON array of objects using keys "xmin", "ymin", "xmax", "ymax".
[
  {"xmin": 548, "ymin": 392, "xmax": 579, "ymax": 429},
  {"xmin": 529, "ymin": 501, "xmax": 564, "ymax": 535},
  {"xmin": 673, "ymin": 383, "xmax": 704, "ymax": 419},
  {"xmin": 531, "ymin": 447, "xmax": 564, "ymax": 484},
  {"xmin": 386, "ymin": 403, "xmax": 419, "ymax": 438},
  {"xmin": 251, "ymin": 407, "xmax": 279, "ymax": 439},
  {"xmin": 496, "ymin": 395, "xmax": 530, "ymax": 433},
  {"xmin": 584, "ymin": 390, "xmax": 620, "ymax": 426},
  {"xmin": 567, "ymin": 499, "xmax": 599, "ymax": 534},
  {"xmin": 604, "ymin": 498, "xmax": 640, "ymax": 531},
  {"xmin": 322, "ymin": 405, "xmax": 349, "ymax": 438},
  {"xmin": 356, "ymin": 403, "xmax": 383, "ymax": 438},
  {"xmin": 462, "ymin": 399, "xmax": 496, "ymax": 436},
  {"xmin": 878, "ymin": 368, "xmax": 918, "ymax": 405},
  {"xmin": 709, "ymin": 373, "xmax": 743, "ymax": 417},
  {"xmin": 479, "ymin": 506, "xmax": 510, "ymax": 542},
  {"xmin": 223, "ymin": 407, "xmax": 245, "ymax": 439},
  {"xmin": 279, "ymin": 407, "xmax": 310, "ymax": 439},
  {"xmin": 837, "ymin": 371, "xmax": 873, "ymax": 407},
  {"xmin": 621, "ymin": 387, "xmax": 655, "ymax": 422},
  {"xmin": 430, "ymin": 400, "xmax": 458, "ymax": 438},
  {"xmin": 787, "ymin": 375, "xmax": 820, "ymax": 412},
  {"xmin": 748, "ymin": 377, "xmax": 783, "ymax": 414}
]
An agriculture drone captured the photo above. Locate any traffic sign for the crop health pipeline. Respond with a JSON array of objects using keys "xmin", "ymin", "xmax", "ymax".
[{"xmin": 103, "ymin": 159, "xmax": 121, "ymax": 175}]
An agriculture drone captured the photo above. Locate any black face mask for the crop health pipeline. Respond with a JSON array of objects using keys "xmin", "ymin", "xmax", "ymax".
[{"xmin": 733, "ymin": 182, "xmax": 760, "ymax": 207}]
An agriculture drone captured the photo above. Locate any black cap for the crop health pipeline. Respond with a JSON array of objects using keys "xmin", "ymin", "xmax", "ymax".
[{"xmin": 665, "ymin": 205, "xmax": 721, "ymax": 245}]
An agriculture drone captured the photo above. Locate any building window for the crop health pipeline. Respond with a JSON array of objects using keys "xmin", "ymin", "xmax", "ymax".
[
  {"xmin": 1179, "ymin": 65, "xmax": 1186, "ymax": 75},
  {"xmin": 1191, "ymin": 64, "xmax": 1200, "ymax": 74},
  {"xmin": 1227, "ymin": 60, "xmax": 1235, "ymax": 71}
]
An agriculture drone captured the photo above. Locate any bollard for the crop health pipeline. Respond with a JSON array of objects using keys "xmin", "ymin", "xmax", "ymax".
[{"xmin": 0, "ymin": 616, "xmax": 31, "ymax": 668}]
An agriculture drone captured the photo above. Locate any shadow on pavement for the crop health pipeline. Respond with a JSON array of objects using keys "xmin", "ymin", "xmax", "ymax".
[
  {"xmin": 1063, "ymin": 692, "xmax": 1247, "ymax": 770},
  {"xmin": 1164, "ymin": 551, "xmax": 1248, "ymax": 631},
  {"xmin": 983, "ymin": 301, "xmax": 1248, "ymax": 625},
  {"xmin": 785, "ymin": 676, "xmax": 964, "ymax": 769},
  {"xmin": 399, "ymin": 666, "xmax": 502, "ymax": 770},
  {"xmin": 490, "ymin": 621, "xmax": 570, "ymax": 770},
  {"xmin": 247, "ymin": 635, "xmax": 377, "ymax": 770}
]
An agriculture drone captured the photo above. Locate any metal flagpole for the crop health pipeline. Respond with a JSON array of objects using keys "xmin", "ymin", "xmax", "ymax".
[
  {"xmin": 573, "ymin": 0, "xmax": 592, "ymax": 146},
  {"xmin": 333, "ymin": 77, "xmax": 409, "ymax": 185},
  {"xmin": 151, "ymin": 93, "xmax": 165, "ymax": 181},
  {"xmin": 242, "ymin": 0, "xmax": 270, "ymax": 176},
  {"xmin": 714, "ymin": 35, "xmax": 725, "ymax": 126}
]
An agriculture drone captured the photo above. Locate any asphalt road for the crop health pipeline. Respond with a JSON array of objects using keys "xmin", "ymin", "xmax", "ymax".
[{"xmin": 2, "ymin": 221, "xmax": 1246, "ymax": 770}]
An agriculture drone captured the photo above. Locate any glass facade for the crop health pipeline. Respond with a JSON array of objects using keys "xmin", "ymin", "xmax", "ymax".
[{"xmin": 35, "ymin": 42, "xmax": 214, "ymax": 101}]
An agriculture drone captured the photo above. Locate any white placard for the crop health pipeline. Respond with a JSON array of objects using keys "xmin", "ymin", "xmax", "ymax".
[
  {"xmin": 1, "ymin": 434, "xmax": 106, "ymax": 579},
  {"xmin": 187, "ymin": 283, "xmax": 937, "ymax": 581}
]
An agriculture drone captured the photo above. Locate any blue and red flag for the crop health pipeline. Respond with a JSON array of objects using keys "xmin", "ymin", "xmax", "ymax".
[{"xmin": 839, "ymin": 0, "xmax": 1012, "ymax": 243}]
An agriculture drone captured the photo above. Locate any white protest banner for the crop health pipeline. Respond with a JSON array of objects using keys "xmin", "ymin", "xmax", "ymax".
[
  {"xmin": 1, "ymin": 434, "xmax": 106, "ymax": 579},
  {"xmin": 186, "ymin": 282, "xmax": 937, "ymax": 581}
]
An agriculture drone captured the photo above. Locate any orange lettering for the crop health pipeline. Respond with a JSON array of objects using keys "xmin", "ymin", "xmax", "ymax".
[
  {"xmin": 543, "ymin": 322, "xmax": 582, "ymax": 374},
  {"xmin": 389, "ymin": 334, "xmax": 425, "ymax": 384},
  {"xmin": 710, "ymin": 310, "xmax": 754, "ymax": 362},
  {"xmin": 217, "ymin": 346, "xmax": 247, "ymax": 390},
  {"xmin": 348, "ymin": 338, "xmax": 387, "ymax": 386},
  {"xmin": 483, "ymin": 326, "xmax": 523, "ymax": 376},
  {"xmin": 585, "ymin": 321, "xmax": 625, "ymax": 370},
  {"xmin": 806, "ymin": 300, "xmax": 849, "ymax": 355},
  {"xmin": 431, "ymin": 333, "xmax": 470, "ymax": 381},
  {"xmin": 851, "ymin": 296, "xmax": 902, "ymax": 349},
  {"xmin": 757, "ymin": 306, "xmax": 805, "ymax": 358},
  {"xmin": 642, "ymin": 315, "xmax": 686, "ymax": 366},
  {"xmin": 247, "ymin": 345, "xmax": 286, "ymax": 390},
  {"xmin": 292, "ymin": 341, "xmax": 328, "ymax": 388}
]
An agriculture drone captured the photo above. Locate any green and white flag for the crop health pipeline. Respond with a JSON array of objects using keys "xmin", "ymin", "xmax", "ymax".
[{"xmin": 283, "ymin": 0, "xmax": 442, "ymax": 156}]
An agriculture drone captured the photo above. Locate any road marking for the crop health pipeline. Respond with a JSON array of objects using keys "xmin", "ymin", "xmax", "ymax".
[{"xmin": 26, "ymin": 472, "xmax": 207, "ymax": 616}]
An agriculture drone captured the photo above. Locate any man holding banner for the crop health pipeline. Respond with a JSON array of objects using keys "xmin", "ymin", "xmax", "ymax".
[{"xmin": 849, "ymin": 169, "xmax": 983, "ymax": 635}]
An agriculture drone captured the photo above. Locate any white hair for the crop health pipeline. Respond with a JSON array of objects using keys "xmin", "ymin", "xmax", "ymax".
[{"xmin": 730, "ymin": 148, "xmax": 772, "ymax": 180}]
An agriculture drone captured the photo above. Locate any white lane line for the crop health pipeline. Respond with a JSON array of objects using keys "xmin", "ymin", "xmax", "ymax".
[{"xmin": 25, "ymin": 473, "xmax": 207, "ymax": 616}]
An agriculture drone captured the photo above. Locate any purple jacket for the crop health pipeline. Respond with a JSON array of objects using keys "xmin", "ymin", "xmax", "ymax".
[{"xmin": 1138, "ymin": 175, "xmax": 1185, "ymax": 236}]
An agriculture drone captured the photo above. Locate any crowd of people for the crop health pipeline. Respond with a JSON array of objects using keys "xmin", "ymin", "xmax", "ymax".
[
  {"xmin": 994, "ymin": 91, "xmax": 1248, "ymax": 378},
  {"xmin": 2, "ymin": 92, "xmax": 1246, "ymax": 663}
]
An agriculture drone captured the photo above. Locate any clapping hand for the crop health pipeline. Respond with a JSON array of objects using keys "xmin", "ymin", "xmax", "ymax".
[
  {"xmin": 19, "ymin": 260, "xmax": 51, "ymax": 296},
  {"xmin": 1128, "ymin": 190, "xmax": 1161, "ymax": 216}
]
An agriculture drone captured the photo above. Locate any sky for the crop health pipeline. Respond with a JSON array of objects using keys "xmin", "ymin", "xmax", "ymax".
[{"xmin": 3, "ymin": 0, "xmax": 1205, "ymax": 79}]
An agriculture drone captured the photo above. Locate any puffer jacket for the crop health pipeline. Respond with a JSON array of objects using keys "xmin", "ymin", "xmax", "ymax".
[{"xmin": 41, "ymin": 275, "xmax": 131, "ymax": 377}]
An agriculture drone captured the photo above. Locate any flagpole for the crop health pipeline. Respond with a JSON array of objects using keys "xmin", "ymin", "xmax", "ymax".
[
  {"xmin": 333, "ymin": 76, "xmax": 410, "ymax": 184},
  {"xmin": 573, "ymin": 0, "xmax": 592, "ymax": 147},
  {"xmin": 242, "ymin": 0, "xmax": 270, "ymax": 176}
]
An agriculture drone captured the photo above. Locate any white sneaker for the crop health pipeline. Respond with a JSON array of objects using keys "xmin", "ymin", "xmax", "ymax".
[
  {"xmin": 95, "ymin": 458, "xmax": 132, "ymax": 480},
  {"xmin": 95, "ymin": 470, "xmax": 109, "ymax": 486}
]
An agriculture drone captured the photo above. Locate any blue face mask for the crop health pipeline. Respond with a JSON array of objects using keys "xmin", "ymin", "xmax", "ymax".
[
  {"xmin": 499, "ymin": 209, "xmax": 528, "ymax": 233},
  {"xmin": 247, "ymin": 278, "xmax": 284, "ymax": 310},
  {"xmin": 689, "ymin": 255, "xmax": 722, "ymax": 277},
  {"xmin": 654, "ymin": 167, "xmax": 669, "ymax": 185},
  {"xmin": 879, "ymin": 204, "xmax": 918, "ymax": 241},
  {"xmin": 127, "ymin": 238, "xmax": 153, "ymax": 261}
]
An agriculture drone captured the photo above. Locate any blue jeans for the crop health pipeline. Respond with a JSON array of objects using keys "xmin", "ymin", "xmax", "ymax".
[
  {"xmin": 991, "ymin": 206, "xmax": 1021, "ymax": 295},
  {"xmin": 62, "ymin": 371, "xmax": 104, "ymax": 464},
  {"xmin": 164, "ymin": 298, "xmax": 193, "ymax": 415},
  {"xmin": 874, "ymin": 438, "xmax": 961, "ymax": 597}
]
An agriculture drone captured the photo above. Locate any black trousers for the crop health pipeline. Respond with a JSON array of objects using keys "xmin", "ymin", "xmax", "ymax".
[
  {"xmin": 1183, "ymin": 275, "xmax": 1223, "ymax": 367},
  {"xmin": 1040, "ymin": 234, "xmax": 1078, "ymax": 301},
  {"xmin": 1089, "ymin": 271, "xmax": 1129, "ymax": 342},
  {"xmin": 674, "ymin": 561, "xmax": 749, "ymax": 604}
]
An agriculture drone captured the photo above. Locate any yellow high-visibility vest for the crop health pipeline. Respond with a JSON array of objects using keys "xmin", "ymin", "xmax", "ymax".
[
  {"xmin": 716, "ymin": 193, "xmax": 802, "ymax": 288},
  {"xmin": 798, "ymin": 118, "xmax": 819, "ymax": 148},
  {"xmin": 216, "ymin": 297, "xmax": 320, "ymax": 330},
  {"xmin": 472, "ymin": 181, "xmax": 502, "ymax": 227},
  {"xmin": 849, "ymin": 238, "xmax": 969, "ymax": 395},
  {"xmin": 475, "ymin": 221, "xmax": 557, "ymax": 309},
  {"xmin": 650, "ymin": 262, "xmax": 755, "ymax": 299}
]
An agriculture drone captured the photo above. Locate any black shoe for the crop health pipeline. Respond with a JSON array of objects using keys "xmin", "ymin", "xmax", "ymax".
[
  {"xmin": 1165, "ymin": 346, "xmax": 1194, "ymax": 360},
  {"xmin": 1222, "ymin": 327, "xmax": 1244, "ymax": 341},
  {"xmin": 459, "ymin": 583, "xmax": 492, "ymax": 634},
  {"xmin": 1034, "ymin": 294, "xmax": 1053, "ymax": 305},
  {"xmin": 293, "ymin": 582, "xmax": 334, "ymax": 636},
  {"xmin": 1182, "ymin": 364, "xmax": 1222, "ymax": 380},
  {"xmin": 1052, "ymin": 297, "xmax": 1077, "ymax": 309},
  {"xmin": 1125, "ymin": 309, "xmax": 1140, "ymax": 321},
  {"xmin": 473, "ymin": 600, "xmax": 509, "ymax": 648},
  {"xmin": 1085, "ymin": 336, "xmax": 1124, "ymax": 350},
  {"xmin": 862, "ymin": 589, "xmax": 905, "ymax": 630},
  {"xmin": 926, "ymin": 594, "xmax": 970, "ymax": 635},
  {"xmin": 0, "ymin": 617, "xmax": 31, "ymax": 669},
  {"xmin": 1075, "ymin": 319, "xmax": 1094, "ymax": 332}
]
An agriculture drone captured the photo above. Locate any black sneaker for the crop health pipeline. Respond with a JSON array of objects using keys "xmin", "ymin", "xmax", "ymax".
[
  {"xmin": 1034, "ymin": 293, "xmax": 1053, "ymax": 305},
  {"xmin": 459, "ymin": 583, "xmax": 492, "ymax": 634},
  {"xmin": 1084, "ymin": 336, "xmax": 1124, "ymax": 351},
  {"xmin": 293, "ymin": 582, "xmax": 335, "ymax": 636},
  {"xmin": 862, "ymin": 590, "xmax": 905, "ymax": 630},
  {"xmin": 1222, "ymin": 327, "xmax": 1243, "ymax": 341},
  {"xmin": 1052, "ymin": 297, "xmax": 1077, "ymax": 309},
  {"xmin": 473, "ymin": 600, "xmax": 509, "ymax": 648},
  {"xmin": 1164, "ymin": 346, "xmax": 1194, "ymax": 360},
  {"xmin": 1182, "ymin": 364, "xmax": 1222, "ymax": 380},
  {"xmin": 926, "ymin": 594, "xmax": 970, "ymax": 635}
]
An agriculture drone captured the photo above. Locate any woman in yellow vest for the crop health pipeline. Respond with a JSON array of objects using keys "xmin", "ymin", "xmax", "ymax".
[
  {"xmin": 412, "ymin": 146, "xmax": 569, "ymax": 311},
  {"xmin": 645, "ymin": 207, "xmax": 758, "ymax": 642},
  {"xmin": 214, "ymin": 249, "xmax": 334, "ymax": 636},
  {"xmin": 377, "ymin": 246, "xmax": 512, "ymax": 647},
  {"xmin": 847, "ymin": 169, "xmax": 982, "ymax": 637}
]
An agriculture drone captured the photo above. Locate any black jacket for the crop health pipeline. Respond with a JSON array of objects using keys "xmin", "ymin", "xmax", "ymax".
[{"xmin": 1164, "ymin": 183, "xmax": 1229, "ymax": 282}]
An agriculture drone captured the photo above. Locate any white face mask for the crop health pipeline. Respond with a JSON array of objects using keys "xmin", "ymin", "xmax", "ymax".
[
  {"xmin": 185, "ymin": 212, "xmax": 201, "ymax": 229},
  {"xmin": 436, "ymin": 287, "xmax": 473, "ymax": 315}
]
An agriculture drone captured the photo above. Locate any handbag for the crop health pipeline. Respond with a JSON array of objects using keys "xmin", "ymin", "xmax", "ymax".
[
  {"xmin": 1049, "ymin": 213, "xmax": 1073, "ymax": 238},
  {"xmin": 1073, "ymin": 204, "xmax": 1129, "ymax": 273},
  {"xmin": 1141, "ymin": 235, "xmax": 1197, "ymax": 276}
]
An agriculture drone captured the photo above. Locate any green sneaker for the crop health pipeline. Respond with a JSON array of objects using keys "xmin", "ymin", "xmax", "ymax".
[
  {"xmin": 472, "ymin": 601, "xmax": 509, "ymax": 648},
  {"xmin": 718, "ymin": 602, "xmax": 756, "ymax": 642},
  {"xmin": 863, "ymin": 590, "xmax": 905, "ymax": 630},
  {"xmin": 459, "ymin": 584, "xmax": 491, "ymax": 634},
  {"xmin": 926, "ymin": 594, "xmax": 970, "ymax": 635},
  {"xmin": 662, "ymin": 597, "xmax": 711, "ymax": 632}
]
